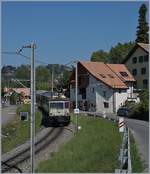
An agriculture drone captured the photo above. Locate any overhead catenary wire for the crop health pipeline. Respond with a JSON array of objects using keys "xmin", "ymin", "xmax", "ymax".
[{"xmin": 1, "ymin": 51, "xmax": 48, "ymax": 65}]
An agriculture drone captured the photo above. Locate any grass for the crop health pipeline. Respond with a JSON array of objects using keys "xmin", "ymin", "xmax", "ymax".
[
  {"xmin": 36, "ymin": 114, "xmax": 122, "ymax": 173},
  {"xmin": 130, "ymin": 131, "xmax": 144, "ymax": 172},
  {"xmin": 2, "ymin": 104, "xmax": 42, "ymax": 153}
]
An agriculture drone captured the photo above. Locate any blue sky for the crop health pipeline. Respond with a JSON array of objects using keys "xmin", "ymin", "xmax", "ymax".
[{"xmin": 2, "ymin": 1, "xmax": 149, "ymax": 66}]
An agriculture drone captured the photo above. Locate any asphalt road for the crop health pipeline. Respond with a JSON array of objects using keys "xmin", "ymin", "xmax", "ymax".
[
  {"xmin": 124, "ymin": 118, "xmax": 149, "ymax": 170},
  {"xmin": 1, "ymin": 105, "xmax": 17, "ymax": 126}
]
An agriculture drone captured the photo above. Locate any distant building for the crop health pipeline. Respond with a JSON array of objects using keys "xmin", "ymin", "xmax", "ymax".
[
  {"xmin": 69, "ymin": 61, "xmax": 135, "ymax": 113},
  {"xmin": 123, "ymin": 43, "xmax": 149, "ymax": 90},
  {"xmin": 11, "ymin": 88, "xmax": 30, "ymax": 97}
]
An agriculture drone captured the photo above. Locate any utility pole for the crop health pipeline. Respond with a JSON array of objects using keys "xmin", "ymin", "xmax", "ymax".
[
  {"xmin": 31, "ymin": 43, "xmax": 36, "ymax": 173},
  {"xmin": 75, "ymin": 61, "xmax": 78, "ymax": 132},
  {"xmin": 51, "ymin": 64, "xmax": 54, "ymax": 93},
  {"xmin": 16, "ymin": 43, "xmax": 36, "ymax": 173}
]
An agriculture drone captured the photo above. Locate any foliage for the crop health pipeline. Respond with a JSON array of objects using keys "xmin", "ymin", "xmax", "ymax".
[
  {"xmin": 109, "ymin": 42, "xmax": 134, "ymax": 63},
  {"xmin": 130, "ymin": 131, "xmax": 144, "ymax": 172},
  {"xmin": 37, "ymin": 114, "xmax": 121, "ymax": 173},
  {"xmin": 136, "ymin": 4, "xmax": 149, "ymax": 43},
  {"xmin": 2, "ymin": 104, "xmax": 42, "ymax": 153},
  {"xmin": 36, "ymin": 66, "xmax": 51, "ymax": 81},
  {"xmin": 36, "ymin": 82, "xmax": 50, "ymax": 90},
  {"xmin": 15, "ymin": 65, "xmax": 30, "ymax": 79},
  {"xmin": 91, "ymin": 50, "xmax": 109, "ymax": 63},
  {"xmin": 10, "ymin": 91, "xmax": 19, "ymax": 105},
  {"xmin": 125, "ymin": 90, "xmax": 149, "ymax": 121},
  {"xmin": 90, "ymin": 42, "xmax": 134, "ymax": 64}
]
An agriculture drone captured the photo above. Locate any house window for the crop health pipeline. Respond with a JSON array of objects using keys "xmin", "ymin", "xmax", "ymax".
[
  {"xmin": 118, "ymin": 89, "xmax": 121, "ymax": 93},
  {"xmin": 143, "ymin": 79, "xmax": 148, "ymax": 88},
  {"xmin": 103, "ymin": 91, "xmax": 106, "ymax": 97},
  {"xmin": 141, "ymin": 68, "xmax": 146, "ymax": 75},
  {"xmin": 104, "ymin": 102, "xmax": 109, "ymax": 108},
  {"xmin": 120, "ymin": 72, "xmax": 128, "ymax": 77},
  {"xmin": 132, "ymin": 69, "xmax": 137, "ymax": 76},
  {"xmin": 92, "ymin": 87, "xmax": 95, "ymax": 93},
  {"xmin": 144, "ymin": 55, "xmax": 149, "ymax": 62},
  {"xmin": 132, "ymin": 57, "xmax": 137, "ymax": 64},
  {"xmin": 133, "ymin": 81, "xmax": 137, "ymax": 88},
  {"xmin": 99, "ymin": 74, "xmax": 106, "ymax": 78},
  {"xmin": 79, "ymin": 88, "xmax": 86, "ymax": 99},
  {"xmin": 139, "ymin": 56, "xmax": 143, "ymax": 63}
]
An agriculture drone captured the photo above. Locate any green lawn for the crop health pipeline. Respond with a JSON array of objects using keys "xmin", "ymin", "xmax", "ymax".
[
  {"xmin": 37, "ymin": 114, "xmax": 122, "ymax": 173},
  {"xmin": 2, "ymin": 104, "xmax": 42, "ymax": 153}
]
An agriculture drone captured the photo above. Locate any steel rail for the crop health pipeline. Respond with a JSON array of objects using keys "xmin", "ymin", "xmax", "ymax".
[{"xmin": 2, "ymin": 127, "xmax": 64, "ymax": 173}]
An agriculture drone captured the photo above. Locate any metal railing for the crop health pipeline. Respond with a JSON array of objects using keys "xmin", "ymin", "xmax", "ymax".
[{"xmin": 115, "ymin": 125, "xmax": 132, "ymax": 173}]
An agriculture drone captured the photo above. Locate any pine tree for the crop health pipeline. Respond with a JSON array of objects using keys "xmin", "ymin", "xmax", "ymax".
[{"xmin": 136, "ymin": 4, "xmax": 149, "ymax": 43}]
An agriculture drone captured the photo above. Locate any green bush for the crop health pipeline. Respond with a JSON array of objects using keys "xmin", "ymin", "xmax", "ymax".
[{"xmin": 125, "ymin": 90, "xmax": 149, "ymax": 121}]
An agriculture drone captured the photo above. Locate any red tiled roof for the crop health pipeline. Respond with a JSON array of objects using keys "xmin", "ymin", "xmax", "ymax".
[
  {"xmin": 12, "ymin": 88, "xmax": 30, "ymax": 96},
  {"xmin": 78, "ymin": 61, "xmax": 133, "ymax": 89},
  {"xmin": 107, "ymin": 64, "xmax": 135, "ymax": 82}
]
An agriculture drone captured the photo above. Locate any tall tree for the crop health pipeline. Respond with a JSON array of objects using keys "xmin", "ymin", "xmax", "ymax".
[
  {"xmin": 109, "ymin": 42, "xmax": 134, "ymax": 63},
  {"xmin": 90, "ymin": 50, "xmax": 109, "ymax": 62},
  {"xmin": 136, "ymin": 4, "xmax": 149, "ymax": 43}
]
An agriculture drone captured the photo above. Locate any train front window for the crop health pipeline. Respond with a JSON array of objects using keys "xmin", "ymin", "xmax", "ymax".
[{"xmin": 50, "ymin": 102, "xmax": 63, "ymax": 109}]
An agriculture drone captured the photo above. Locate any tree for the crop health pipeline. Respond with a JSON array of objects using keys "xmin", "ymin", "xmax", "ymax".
[
  {"xmin": 136, "ymin": 4, "xmax": 149, "ymax": 43},
  {"xmin": 90, "ymin": 50, "xmax": 109, "ymax": 63},
  {"xmin": 36, "ymin": 66, "xmax": 50, "ymax": 81},
  {"xmin": 15, "ymin": 65, "xmax": 30, "ymax": 79},
  {"xmin": 109, "ymin": 42, "xmax": 134, "ymax": 63}
]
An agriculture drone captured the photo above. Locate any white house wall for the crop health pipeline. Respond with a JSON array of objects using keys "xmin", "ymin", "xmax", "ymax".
[
  {"xmin": 115, "ymin": 89, "xmax": 128, "ymax": 112},
  {"xmin": 70, "ymin": 74, "xmax": 129, "ymax": 113},
  {"xmin": 96, "ymin": 83, "xmax": 114, "ymax": 113}
]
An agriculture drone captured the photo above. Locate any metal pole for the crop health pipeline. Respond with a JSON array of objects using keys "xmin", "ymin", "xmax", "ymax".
[
  {"xmin": 30, "ymin": 43, "xmax": 36, "ymax": 173},
  {"xmin": 51, "ymin": 64, "xmax": 54, "ymax": 93},
  {"xmin": 75, "ymin": 61, "xmax": 78, "ymax": 132}
]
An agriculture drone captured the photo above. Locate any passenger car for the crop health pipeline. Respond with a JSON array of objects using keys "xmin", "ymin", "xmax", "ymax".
[{"xmin": 117, "ymin": 107, "xmax": 130, "ymax": 117}]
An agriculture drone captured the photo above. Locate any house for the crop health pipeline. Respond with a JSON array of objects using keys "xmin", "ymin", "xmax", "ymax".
[
  {"xmin": 69, "ymin": 61, "xmax": 135, "ymax": 113},
  {"xmin": 11, "ymin": 88, "xmax": 30, "ymax": 97},
  {"xmin": 122, "ymin": 43, "xmax": 149, "ymax": 90}
]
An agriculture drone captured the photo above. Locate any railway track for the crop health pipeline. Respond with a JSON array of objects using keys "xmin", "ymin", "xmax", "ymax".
[{"xmin": 2, "ymin": 127, "xmax": 65, "ymax": 173}]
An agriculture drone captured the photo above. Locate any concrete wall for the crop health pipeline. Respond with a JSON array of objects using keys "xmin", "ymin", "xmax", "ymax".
[{"xmin": 125, "ymin": 47, "xmax": 149, "ymax": 89}]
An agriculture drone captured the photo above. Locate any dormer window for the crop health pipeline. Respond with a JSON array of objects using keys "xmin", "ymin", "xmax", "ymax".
[
  {"xmin": 120, "ymin": 72, "xmax": 128, "ymax": 77},
  {"xmin": 99, "ymin": 74, "xmax": 106, "ymax": 78}
]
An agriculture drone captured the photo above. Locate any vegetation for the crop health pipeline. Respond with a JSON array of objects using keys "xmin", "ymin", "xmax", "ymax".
[
  {"xmin": 37, "ymin": 114, "xmax": 121, "ymax": 173},
  {"xmin": 15, "ymin": 65, "xmax": 30, "ymax": 86},
  {"xmin": 2, "ymin": 104, "xmax": 42, "ymax": 153},
  {"xmin": 136, "ymin": 4, "xmax": 149, "ymax": 43},
  {"xmin": 130, "ymin": 131, "xmax": 144, "ymax": 172},
  {"xmin": 109, "ymin": 42, "xmax": 134, "ymax": 63},
  {"xmin": 91, "ymin": 50, "xmax": 109, "ymax": 63},
  {"xmin": 90, "ymin": 42, "xmax": 134, "ymax": 63},
  {"xmin": 125, "ymin": 90, "xmax": 149, "ymax": 121},
  {"xmin": 2, "ymin": 64, "xmax": 72, "ymax": 91}
]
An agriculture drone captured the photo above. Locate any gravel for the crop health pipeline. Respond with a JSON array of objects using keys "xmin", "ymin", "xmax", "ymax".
[{"xmin": 9, "ymin": 123, "xmax": 75, "ymax": 173}]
